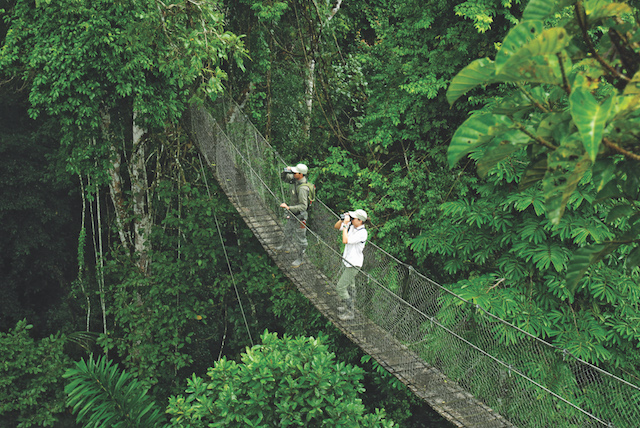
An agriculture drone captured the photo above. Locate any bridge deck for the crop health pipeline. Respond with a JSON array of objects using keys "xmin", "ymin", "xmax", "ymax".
[{"xmin": 214, "ymin": 176, "xmax": 513, "ymax": 428}]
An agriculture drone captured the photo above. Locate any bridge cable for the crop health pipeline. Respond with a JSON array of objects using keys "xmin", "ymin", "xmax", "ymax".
[
  {"xmin": 210, "ymin": 109, "xmax": 638, "ymax": 423},
  {"xmin": 198, "ymin": 153, "xmax": 254, "ymax": 347},
  {"xmin": 224, "ymin": 121, "xmax": 640, "ymax": 395}
]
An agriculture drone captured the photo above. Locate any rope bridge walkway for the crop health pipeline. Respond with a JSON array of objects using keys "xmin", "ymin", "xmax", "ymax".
[{"xmin": 184, "ymin": 99, "xmax": 640, "ymax": 428}]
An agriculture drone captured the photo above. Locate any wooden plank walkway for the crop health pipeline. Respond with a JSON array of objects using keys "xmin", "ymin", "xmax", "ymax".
[
  {"xmin": 211, "ymin": 180, "xmax": 514, "ymax": 428},
  {"xmin": 184, "ymin": 103, "xmax": 515, "ymax": 427}
]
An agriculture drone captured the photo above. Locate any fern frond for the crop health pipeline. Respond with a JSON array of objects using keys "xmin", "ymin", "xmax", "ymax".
[{"xmin": 63, "ymin": 354, "xmax": 168, "ymax": 428}]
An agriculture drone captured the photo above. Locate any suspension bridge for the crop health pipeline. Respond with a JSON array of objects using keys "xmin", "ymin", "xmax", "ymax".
[{"xmin": 183, "ymin": 99, "xmax": 640, "ymax": 427}]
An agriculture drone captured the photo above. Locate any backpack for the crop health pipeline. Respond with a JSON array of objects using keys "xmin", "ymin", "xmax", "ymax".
[{"xmin": 299, "ymin": 182, "xmax": 316, "ymax": 209}]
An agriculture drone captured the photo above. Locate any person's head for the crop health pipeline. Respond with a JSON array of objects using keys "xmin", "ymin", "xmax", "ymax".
[
  {"xmin": 348, "ymin": 209, "xmax": 367, "ymax": 227},
  {"xmin": 291, "ymin": 163, "xmax": 308, "ymax": 181}
]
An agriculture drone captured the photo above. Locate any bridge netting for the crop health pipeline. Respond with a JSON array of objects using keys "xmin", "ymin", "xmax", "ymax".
[{"xmin": 185, "ymin": 98, "xmax": 640, "ymax": 427}]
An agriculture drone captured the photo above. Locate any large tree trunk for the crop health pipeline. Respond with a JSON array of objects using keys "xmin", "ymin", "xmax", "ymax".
[
  {"xmin": 302, "ymin": 57, "xmax": 315, "ymax": 139},
  {"xmin": 131, "ymin": 114, "xmax": 151, "ymax": 275},
  {"xmin": 101, "ymin": 110, "xmax": 132, "ymax": 252},
  {"xmin": 301, "ymin": 0, "xmax": 341, "ymax": 139}
]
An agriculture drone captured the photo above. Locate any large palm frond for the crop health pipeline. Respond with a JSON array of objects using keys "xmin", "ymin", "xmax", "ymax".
[{"xmin": 63, "ymin": 354, "xmax": 168, "ymax": 428}]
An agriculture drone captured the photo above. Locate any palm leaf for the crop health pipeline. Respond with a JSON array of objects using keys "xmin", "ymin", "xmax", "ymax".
[{"xmin": 63, "ymin": 355, "xmax": 168, "ymax": 428}]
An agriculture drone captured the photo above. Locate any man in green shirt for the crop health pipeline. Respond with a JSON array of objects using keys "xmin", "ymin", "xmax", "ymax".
[{"xmin": 278, "ymin": 163, "xmax": 311, "ymax": 267}]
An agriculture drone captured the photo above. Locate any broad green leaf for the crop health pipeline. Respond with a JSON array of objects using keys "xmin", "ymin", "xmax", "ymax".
[
  {"xmin": 623, "ymin": 72, "xmax": 640, "ymax": 95},
  {"xmin": 517, "ymin": 28, "xmax": 572, "ymax": 58},
  {"xmin": 519, "ymin": 158, "xmax": 547, "ymax": 190},
  {"xmin": 595, "ymin": 179, "xmax": 623, "ymax": 201},
  {"xmin": 446, "ymin": 58, "xmax": 496, "ymax": 106},
  {"xmin": 493, "ymin": 26, "xmax": 571, "ymax": 86},
  {"xmin": 606, "ymin": 204, "xmax": 635, "ymax": 223},
  {"xmin": 544, "ymin": 142, "xmax": 592, "ymax": 224},
  {"xmin": 523, "ymin": 0, "xmax": 574, "ymax": 20},
  {"xmin": 569, "ymin": 87, "xmax": 614, "ymax": 161},
  {"xmin": 477, "ymin": 130, "xmax": 531, "ymax": 177},
  {"xmin": 627, "ymin": 246, "xmax": 640, "ymax": 271},
  {"xmin": 566, "ymin": 242, "xmax": 620, "ymax": 294},
  {"xmin": 624, "ymin": 178, "xmax": 640, "ymax": 198},
  {"xmin": 496, "ymin": 52, "xmax": 567, "ymax": 86},
  {"xmin": 586, "ymin": 1, "xmax": 633, "ymax": 23},
  {"xmin": 496, "ymin": 20, "xmax": 544, "ymax": 71},
  {"xmin": 591, "ymin": 158, "xmax": 617, "ymax": 192},
  {"xmin": 490, "ymin": 89, "xmax": 539, "ymax": 115},
  {"xmin": 537, "ymin": 111, "xmax": 572, "ymax": 143},
  {"xmin": 448, "ymin": 114, "xmax": 513, "ymax": 167}
]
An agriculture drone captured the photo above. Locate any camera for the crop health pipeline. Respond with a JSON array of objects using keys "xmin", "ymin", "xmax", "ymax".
[
  {"xmin": 281, "ymin": 167, "xmax": 295, "ymax": 184},
  {"xmin": 339, "ymin": 213, "xmax": 347, "ymax": 220}
]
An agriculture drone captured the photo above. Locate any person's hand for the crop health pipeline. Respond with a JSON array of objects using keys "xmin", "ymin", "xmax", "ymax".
[
  {"xmin": 280, "ymin": 203, "xmax": 289, "ymax": 209},
  {"xmin": 343, "ymin": 213, "xmax": 350, "ymax": 223}
]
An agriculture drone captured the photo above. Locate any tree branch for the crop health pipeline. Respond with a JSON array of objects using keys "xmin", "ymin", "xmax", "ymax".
[
  {"xmin": 514, "ymin": 122, "xmax": 558, "ymax": 150},
  {"xmin": 602, "ymin": 137, "xmax": 640, "ymax": 161},
  {"xmin": 557, "ymin": 51, "xmax": 572, "ymax": 94},
  {"xmin": 575, "ymin": 2, "xmax": 630, "ymax": 82},
  {"xmin": 518, "ymin": 84, "xmax": 549, "ymax": 113}
]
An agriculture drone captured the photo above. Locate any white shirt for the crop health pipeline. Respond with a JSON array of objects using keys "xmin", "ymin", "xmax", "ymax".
[{"xmin": 341, "ymin": 224, "xmax": 367, "ymax": 267}]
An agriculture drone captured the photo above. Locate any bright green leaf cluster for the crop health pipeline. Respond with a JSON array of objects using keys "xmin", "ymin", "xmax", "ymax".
[
  {"xmin": 0, "ymin": 320, "xmax": 71, "ymax": 427},
  {"xmin": 166, "ymin": 331, "xmax": 397, "ymax": 427}
]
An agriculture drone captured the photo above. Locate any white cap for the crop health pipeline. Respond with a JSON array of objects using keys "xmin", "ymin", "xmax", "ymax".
[
  {"xmin": 291, "ymin": 163, "xmax": 308, "ymax": 175},
  {"xmin": 348, "ymin": 209, "xmax": 367, "ymax": 221}
]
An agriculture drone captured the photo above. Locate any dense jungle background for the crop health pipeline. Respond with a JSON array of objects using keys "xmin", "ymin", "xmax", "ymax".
[{"xmin": 2, "ymin": 0, "xmax": 640, "ymax": 426}]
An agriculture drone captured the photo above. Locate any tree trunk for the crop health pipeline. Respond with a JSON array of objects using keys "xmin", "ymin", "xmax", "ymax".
[
  {"xmin": 101, "ymin": 110, "xmax": 132, "ymax": 252},
  {"xmin": 131, "ymin": 114, "xmax": 151, "ymax": 275},
  {"xmin": 302, "ymin": 57, "xmax": 315, "ymax": 139}
]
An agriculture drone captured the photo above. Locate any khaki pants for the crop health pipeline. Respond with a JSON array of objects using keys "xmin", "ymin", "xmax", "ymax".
[
  {"xmin": 336, "ymin": 266, "xmax": 357, "ymax": 301},
  {"xmin": 283, "ymin": 214, "xmax": 307, "ymax": 258}
]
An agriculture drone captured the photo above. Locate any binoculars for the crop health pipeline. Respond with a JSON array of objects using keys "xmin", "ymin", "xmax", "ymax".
[{"xmin": 281, "ymin": 167, "xmax": 295, "ymax": 184}]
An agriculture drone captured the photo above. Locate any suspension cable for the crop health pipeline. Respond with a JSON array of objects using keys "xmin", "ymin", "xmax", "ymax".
[
  {"xmin": 214, "ymin": 102, "xmax": 640, "ymax": 394},
  {"xmin": 198, "ymin": 154, "xmax": 254, "ymax": 348}
]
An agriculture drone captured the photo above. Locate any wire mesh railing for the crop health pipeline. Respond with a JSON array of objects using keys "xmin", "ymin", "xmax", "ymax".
[{"xmin": 185, "ymin": 98, "xmax": 640, "ymax": 428}]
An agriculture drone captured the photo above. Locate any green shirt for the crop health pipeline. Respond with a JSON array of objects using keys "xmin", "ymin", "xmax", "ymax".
[{"xmin": 288, "ymin": 178, "xmax": 310, "ymax": 214}]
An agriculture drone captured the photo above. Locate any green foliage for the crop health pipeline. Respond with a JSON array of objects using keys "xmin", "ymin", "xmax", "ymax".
[
  {"xmin": 64, "ymin": 354, "xmax": 167, "ymax": 428},
  {"xmin": 0, "ymin": 319, "xmax": 71, "ymax": 427},
  {"xmin": 410, "ymin": 139, "xmax": 640, "ymax": 372},
  {"xmin": 454, "ymin": 0, "xmax": 522, "ymax": 32},
  {"xmin": 96, "ymin": 182, "xmax": 224, "ymax": 391},
  {"xmin": 166, "ymin": 331, "xmax": 397, "ymax": 427},
  {"xmin": 446, "ymin": 0, "xmax": 640, "ymax": 287},
  {"xmin": 0, "ymin": 0, "xmax": 247, "ymax": 212}
]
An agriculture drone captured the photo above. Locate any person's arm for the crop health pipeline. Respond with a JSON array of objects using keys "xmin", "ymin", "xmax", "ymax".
[
  {"xmin": 341, "ymin": 214, "xmax": 351, "ymax": 244},
  {"xmin": 342, "ymin": 225, "xmax": 349, "ymax": 244}
]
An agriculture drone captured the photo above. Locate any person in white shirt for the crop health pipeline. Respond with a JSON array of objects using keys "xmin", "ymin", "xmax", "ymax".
[{"xmin": 333, "ymin": 209, "xmax": 368, "ymax": 320}]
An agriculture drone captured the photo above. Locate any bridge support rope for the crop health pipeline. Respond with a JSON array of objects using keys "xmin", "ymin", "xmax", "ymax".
[
  {"xmin": 183, "ymin": 100, "xmax": 640, "ymax": 428},
  {"xmin": 185, "ymin": 103, "xmax": 511, "ymax": 427}
]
